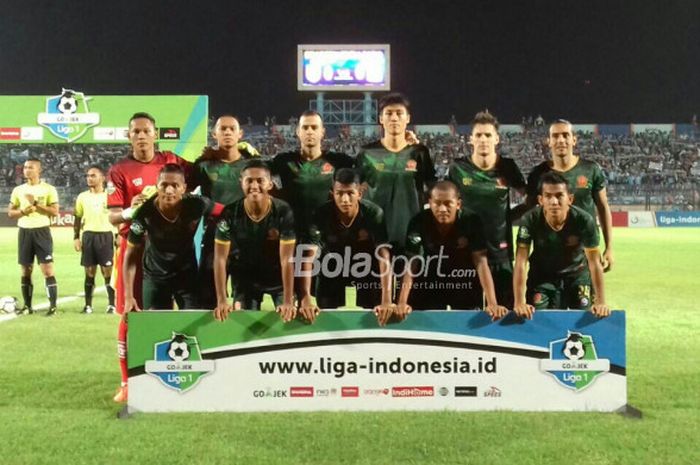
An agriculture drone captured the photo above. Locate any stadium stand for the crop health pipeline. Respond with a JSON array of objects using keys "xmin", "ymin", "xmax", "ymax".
[{"xmin": 2, "ymin": 125, "xmax": 698, "ymax": 210}]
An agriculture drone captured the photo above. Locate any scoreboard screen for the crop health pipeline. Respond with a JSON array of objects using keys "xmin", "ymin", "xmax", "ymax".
[{"xmin": 297, "ymin": 44, "xmax": 390, "ymax": 92}]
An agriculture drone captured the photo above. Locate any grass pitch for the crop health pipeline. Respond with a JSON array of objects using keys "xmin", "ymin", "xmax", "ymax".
[{"xmin": 0, "ymin": 227, "xmax": 698, "ymax": 465}]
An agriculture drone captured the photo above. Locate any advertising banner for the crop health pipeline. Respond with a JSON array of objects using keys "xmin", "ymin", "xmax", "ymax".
[
  {"xmin": 0, "ymin": 90, "xmax": 208, "ymax": 160},
  {"xmin": 655, "ymin": 211, "xmax": 700, "ymax": 227},
  {"xmin": 628, "ymin": 211, "xmax": 656, "ymax": 228},
  {"xmin": 127, "ymin": 310, "xmax": 626, "ymax": 414}
]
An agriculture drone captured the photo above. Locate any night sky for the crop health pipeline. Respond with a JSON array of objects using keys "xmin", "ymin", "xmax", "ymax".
[{"xmin": 1, "ymin": 0, "xmax": 698, "ymax": 123}]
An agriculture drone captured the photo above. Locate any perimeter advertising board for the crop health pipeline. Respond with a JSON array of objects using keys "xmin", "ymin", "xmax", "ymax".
[
  {"xmin": 127, "ymin": 310, "xmax": 626, "ymax": 413},
  {"xmin": 0, "ymin": 90, "xmax": 208, "ymax": 160}
]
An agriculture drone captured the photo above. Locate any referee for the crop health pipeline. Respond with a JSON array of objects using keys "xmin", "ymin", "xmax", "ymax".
[
  {"xmin": 73, "ymin": 165, "xmax": 116, "ymax": 314},
  {"xmin": 8, "ymin": 158, "xmax": 59, "ymax": 316}
]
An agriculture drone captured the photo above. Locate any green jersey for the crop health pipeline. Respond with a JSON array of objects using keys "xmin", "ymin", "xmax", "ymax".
[
  {"xmin": 309, "ymin": 199, "xmax": 387, "ymax": 258},
  {"xmin": 517, "ymin": 205, "xmax": 599, "ymax": 283},
  {"xmin": 355, "ymin": 142, "xmax": 435, "ymax": 250},
  {"xmin": 271, "ymin": 150, "xmax": 353, "ymax": 241},
  {"xmin": 194, "ymin": 147, "xmax": 256, "ymax": 205},
  {"xmin": 527, "ymin": 158, "xmax": 606, "ymax": 220},
  {"xmin": 215, "ymin": 198, "xmax": 295, "ymax": 288},
  {"xmin": 128, "ymin": 194, "xmax": 214, "ymax": 282},
  {"xmin": 447, "ymin": 156, "xmax": 526, "ymax": 263},
  {"xmin": 405, "ymin": 208, "xmax": 487, "ymax": 274}
]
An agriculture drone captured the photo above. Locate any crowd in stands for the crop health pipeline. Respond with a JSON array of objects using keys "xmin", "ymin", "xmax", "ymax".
[{"xmin": 2, "ymin": 125, "xmax": 698, "ymax": 210}]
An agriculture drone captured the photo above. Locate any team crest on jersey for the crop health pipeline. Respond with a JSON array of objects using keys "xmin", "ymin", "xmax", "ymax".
[
  {"xmin": 566, "ymin": 235, "xmax": 580, "ymax": 246},
  {"xmin": 216, "ymin": 220, "xmax": 230, "ymax": 233},
  {"xmin": 518, "ymin": 226, "xmax": 530, "ymax": 240},
  {"xmin": 405, "ymin": 160, "xmax": 417, "ymax": 172},
  {"xmin": 132, "ymin": 177, "xmax": 143, "ymax": 187},
  {"xmin": 130, "ymin": 221, "xmax": 145, "ymax": 235},
  {"xmin": 408, "ymin": 233, "xmax": 421, "ymax": 245},
  {"xmin": 357, "ymin": 229, "xmax": 370, "ymax": 241},
  {"xmin": 462, "ymin": 177, "xmax": 472, "ymax": 186},
  {"xmin": 576, "ymin": 176, "xmax": 589, "ymax": 188},
  {"xmin": 376, "ymin": 163, "xmax": 385, "ymax": 171},
  {"xmin": 321, "ymin": 162, "xmax": 334, "ymax": 174},
  {"xmin": 456, "ymin": 236, "xmax": 469, "ymax": 249},
  {"xmin": 267, "ymin": 228, "xmax": 280, "ymax": 240},
  {"xmin": 106, "ymin": 181, "xmax": 116, "ymax": 195},
  {"xmin": 533, "ymin": 292, "xmax": 543, "ymax": 304},
  {"xmin": 208, "ymin": 172, "xmax": 219, "ymax": 182}
]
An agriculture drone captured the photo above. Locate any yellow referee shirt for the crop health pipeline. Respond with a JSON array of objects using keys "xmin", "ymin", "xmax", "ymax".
[
  {"xmin": 10, "ymin": 181, "xmax": 59, "ymax": 229},
  {"xmin": 74, "ymin": 191, "xmax": 113, "ymax": 233}
]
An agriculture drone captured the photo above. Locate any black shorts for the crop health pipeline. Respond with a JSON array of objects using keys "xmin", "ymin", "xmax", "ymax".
[
  {"xmin": 18, "ymin": 227, "xmax": 54, "ymax": 265},
  {"xmin": 232, "ymin": 280, "xmax": 284, "ymax": 310},
  {"xmin": 315, "ymin": 276, "xmax": 381, "ymax": 309},
  {"xmin": 81, "ymin": 231, "xmax": 114, "ymax": 267}
]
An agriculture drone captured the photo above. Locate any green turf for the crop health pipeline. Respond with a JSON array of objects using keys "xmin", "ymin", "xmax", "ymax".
[{"xmin": 0, "ymin": 227, "xmax": 698, "ymax": 465}]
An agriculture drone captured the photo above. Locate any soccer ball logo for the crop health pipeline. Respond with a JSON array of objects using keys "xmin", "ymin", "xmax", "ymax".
[
  {"xmin": 167, "ymin": 335, "xmax": 191, "ymax": 362},
  {"xmin": 57, "ymin": 90, "xmax": 78, "ymax": 115},
  {"xmin": 0, "ymin": 296, "xmax": 18, "ymax": 314},
  {"xmin": 562, "ymin": 333, "xmax": 586, "ymax": 361}
]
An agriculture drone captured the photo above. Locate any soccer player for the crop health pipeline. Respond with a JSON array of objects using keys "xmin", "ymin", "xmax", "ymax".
[
  {"xmin": 354, "ymin": 93, "xmax": 436, "ymax": 253},
  {"xmin": 122, "ymin": 164, "xmax": 218, "ymax": 312},
  {"xmin": 73, "ymin": 165, "xmax": 115, "ymax": 314},
  {"xmin": 526, "ymin": 119, "xmax": 614, "ymax": 271},
  {"xmin": 194, "ymin": 114, "xmax": 259, "ymax": 309},
  {"xmin": 302, "ymin": 168, "xmax": 393, "ymax": 325},
  {"xmin": 107, "ymin": 112, "xmax": 191, "ymax": 403},
  {"xmin": 271, "ymin": 110, "xmax": 353, "ymax": 242},
  {"xmin": 395, "ymin": 181, "xmax": 508, "ymax": 321},
  {"xmin": 447, "ymin": 110, "xmax": 526, "ymax": 308},
  {"xmin": 8, "ymin": 158, "xmax": 59, "ymax": 316},
  {"xmin": 514, "ymin": 172, "xmax": 610, "ymax": 319},
  {"xmin": 213, "ymin": 160, "xmax": 297, "ymax": 323}
]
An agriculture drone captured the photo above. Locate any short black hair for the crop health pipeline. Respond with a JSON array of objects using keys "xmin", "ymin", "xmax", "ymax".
[
  {"xmin": 215, "ymin": 114, "xmax": 240, "ymax": 125},
  {"xmin": 333, "ymin": 168, "xmax": 360, "ymax": 186},
  {"xmin": 159, "ymin": 163, "xmax": 185, "ymax": 178},
  {"xmin": 86, "ymin": 164, "xmax": 104, "ymax": 174},
  {"xmin": 26, "ymin": 157, "xmax": 41, "ymax": 164},
  {"xmin": 378, "ymin": 92, "xmax": 410, "ymax": 114},
  {"xmin": 241, "ymin": 159, "xmax": 271, "ymax": 176},
  {"xmin": 550, "ymin": 118, "xmax": 572, "ymax": 128},
  {"xmin": 472, "ymin": 110, "xmax": 499, "ymax": 130},
  {"xmin": 538, "ymin": 171, "xmax": 570, "ymax": 194},
  {"xmin": 129, "ymin": 112, "xmax": 156, "ymax": 126},
  {"xmin": 299, "ymin": 110, "xmax": 323, "ymax": 121},
  {"xmin": 429, "ymin": 180, "xmax": 461, "ymax": 199}
]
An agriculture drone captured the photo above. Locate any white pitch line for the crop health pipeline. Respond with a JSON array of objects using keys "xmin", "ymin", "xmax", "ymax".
[{"xmin": 0, "ymin": 286, "xmax": 107, "ymax": 323}]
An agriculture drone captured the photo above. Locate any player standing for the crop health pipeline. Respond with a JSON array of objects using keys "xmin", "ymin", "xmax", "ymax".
[
  {"xmin": 213, "ymin": 160, "xmax": 297, "ymax": 323},
  {"xmin": 395, "ymin": 181, "xmax": 507, "ymax": 321},
  {"xmin": 8, "ymin": 158, "xmax": 59, "ymax": 316},
  {"xmin": 73, "ymin": 165, "xmax": 115, "ymax": 314},
  {"xmin": 447, "ymin": 111, "xmax": 526, "ymax": 308},
  {"xmin": 194, "ymin": 115, "xmax": 258, "ymax": 309},
  {"xmin": 514, "ymin": 172, "xmax": 610, "ymax": 318},
  {"xmin": 107, "ymin": 112, "xmax": 191, "ymax": 403},
  {"xmin": 354, "ymin": 93, "xmax": 435, "ymax": 254},
  {"xmin": 526, "ymin": 120, "xmax": 614, "ymax": 271},
  {"xmin": 271, "ymin": 110, "xmax": 354, "ymax": 242}
]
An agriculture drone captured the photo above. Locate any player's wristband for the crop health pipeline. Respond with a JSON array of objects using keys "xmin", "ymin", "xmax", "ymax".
[{"xmin": 121, "ymin": 207, "xmax": 134, "ymax": 221}]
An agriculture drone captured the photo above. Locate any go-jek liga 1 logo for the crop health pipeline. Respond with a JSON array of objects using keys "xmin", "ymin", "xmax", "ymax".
[
  {"xmin": 37, "ymin": 88, "xmax": 100, "ymax": 142},
  {"xmin": 539, "ymin": 331, "xmax": 610, "ymax": 391},
  {"xmin": 144, "ymin": 333, "xmax": 215, "ymax": 393}
]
